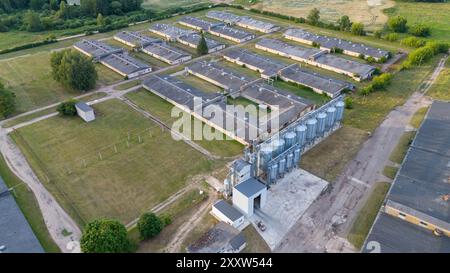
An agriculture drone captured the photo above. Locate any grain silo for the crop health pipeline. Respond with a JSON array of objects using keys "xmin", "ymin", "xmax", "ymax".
[
  {"xmin": 306, "ymin": 118, "xmax": 318, "ymax": 141},
  {"xmin": 335, "ymin": 100, "xmax": 345, "ymax": 122},
  {"xmin": 286, "ymin": 152, "xmax": 294, "ymax": 171},
  {"xmin": 326, "ymin": 106, "xmax": 337, "ymax": 128},
  {"xmin": 295, "ymin": 124, "xmax": 307, "ymax": 147},
  {"xmin": 278, "ymin": 158, "xmax": 286, "ymax": 178},
  {"xmin": 272, "ymin": 138, "xmax": 286, "ymax": 157},
  {"xmin": 284, "ymin": 131, "xmax": 297, "ymax": 149},
  {"xmin": 293, "ymin": 148, "xmax": 301, "ymax": 166},
  {"xmin": 260, "ymin": 144, "xmax": 273, "ymax": 169},
  {"xmin": 316, "ymin": 112, "xmax": 327, "ymax": 136}
]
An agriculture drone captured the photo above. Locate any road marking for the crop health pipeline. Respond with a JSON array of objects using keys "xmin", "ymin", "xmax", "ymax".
[{"xmin": 350, "ymin": 177, "xmax": 370, "ymax": 188}]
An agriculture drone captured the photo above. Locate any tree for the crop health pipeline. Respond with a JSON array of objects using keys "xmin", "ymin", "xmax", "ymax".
[
  {"xmin": 57, "ymin": 1, "xmax": 68, "ymax": 19},
  {"xmin": 196, "ymin": 33, "xmax": 208, "ymax": 55},
  {"xmin": 24, "ymin": 10, "xmax": 43, "ymax": 32},
  {"xmin": 80, "ymin": 219, "xmax": 131, "ymax": 253},
  {"xmin": 137, "ymin": 212, "xmax": 163, "ymax": 240},
  {"xmin": 57, "ymin": 100, "xmax": 78, "ymax": 116},
  {"xmin": 307, "ymin": 8, "xmax": 320, "ymax": 26},
  {"xmin": 29, "ymin": 0, "xmax": 45, "ymax": 10},
  {"xmin": 350, "ymin": 22, "xmax": 365, "ymax": 36},
  {"xmin": 387, "ymin": 16, "xmax": 408, "ymax": 33},
  {"xmin": 344, "ymin": 97, "xmax": 353, "ymax": 109},
  {"xmin": 0, "ymin": 82, "xmax": 16, "ymax": 118},
  {"xmin": 51, "ymin": 49, "xmax": 98, "ymax": 91},
  {"xmin": 337, "ymin": 15, "xmax": 351, "ymax": 31},
  {"xmin": 96, "ymin": 13, "xmax": 105, "ymax": 26},
  {"xmin": 80, "ymin": 0, "xmax": 97, "ymax": 17},
  {"xmin": 49, "ymin": 0, "xmax": 59, "ymax": 11}
]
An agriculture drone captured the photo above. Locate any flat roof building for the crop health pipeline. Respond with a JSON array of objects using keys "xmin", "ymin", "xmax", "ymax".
[
  {"xmin": 177, "ymin": 33, "xmax": 226, "ymax": 53},
  {"xmin": 186, "ymin": 222, "xmax": 246, "ymax": 253},
  {"xmin": 363, "ymin": 101, "xmax": 450, "ymax": 253},
  {"xmin": 149, "ymin": 23, "xmax": 195, "ymax": 41},
  {"xmin": 142, "ymin": 42, "xmax": 192, "ymax": 65},
  {"xmin": 0, "ymin": 176, "xmax": 44, "ymax": 253},
  {"xmin": 284, "ymin": 28, "xmax": 390, "ymax": 61},
  {"xmin": 233, "ymin": 177, "xmax": 267, "ymax": 217},
  {"xmin": 206, "ymin": 10, "xmax": 242, "ymax": 24},
  {"xmin": 211, "ymin": 200, "xmax": 245, "ymax": 228},
  {"xmin": 279, "ymin": 64, "xmax": 351, "ymax": 98},
  {"xmin": 113, "ymin": 31, "xmax": 161, "ymax": 48},
  {"xmin": 75, "ymin": 102, "xmax": 95, "ymax": 122},
  {"xmin": 178, "ymin": 16, "xmax": 223, "ymax": 31},
  {"xmin": 209, "ymin": 25, "xmax": 255, "ymax": 43},
  {"xmin": 236, "ymin": 16, "xmax": 280, "ymax": 33},
  {"xmin": 256, "ymin": 38, "xmax": 376, "ymax": 81},
  {"xmin": 222, "ymin": 48, "xmax": 289, "ymax": 79},
  {"xmin": 100, "ymin": 53, "xmax": 152, "ymax": 78},
  {"xmin": 73, "ymin": 39, "xmax": 123, "ymax": 60}
]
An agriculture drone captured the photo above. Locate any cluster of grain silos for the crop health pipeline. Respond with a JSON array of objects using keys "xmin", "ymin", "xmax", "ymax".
[{"xmin": 257, "ymin": 97, "xmax": 346, "ymax": 185}]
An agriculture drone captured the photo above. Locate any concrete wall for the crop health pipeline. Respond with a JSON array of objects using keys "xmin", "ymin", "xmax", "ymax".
[
  {"xmin": 76, "ymin": 109, "xmax": 95, "ymax": 122},
  {"xmin": 385, "ymin": 205, "xmax": 450, "ymax": 237}
]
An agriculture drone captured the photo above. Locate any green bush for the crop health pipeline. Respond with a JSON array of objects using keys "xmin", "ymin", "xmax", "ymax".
[
  {"xmin": 385, "ymin": 33, "xmax": 399, "ymax": 42},
  {"xmin": 57, "ymin": 100, "xmax": 78, "ymax": 116},
  {"xmin": 387, "ymin": 16, "xmax": 408, "ymax": 33},
  {"xmin": 351, "ymin": 22, "xmax": 365, "ymax": 36},
  {"xmin": 400, "ymin": 36, "xmax": 426, "ymax": 48},
  {"xmin": 408, "ymin": 23, "xmax": 430, "ymax": 37},
  {"xmin": 137, "ymin": 212, "xmax": 164, "ymax": 240},
  {"xmin": 0, "ymin": 82, "xmax": 16, "ymax": 118},
  {"xmin": 344, "ymin": 97, "xmax": 354, "ymax": 109}
]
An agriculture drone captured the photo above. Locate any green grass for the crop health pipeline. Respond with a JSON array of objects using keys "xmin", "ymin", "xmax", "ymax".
[
  {"xmin": 427, "ymin": 58, "xmax": 450, "ymax": 100},
  {"xmin": 0, "ymin": 51, "xmax": 119, "ymax": 116},
  {"xmin": 347, "ymin": 182, "xmax": 390, "ymax": 250},
  {"xmin": 344, "ymin": 55, "xmax": 443, "ymax": 132},
  {"xmin": 114, "ymin": 80, "xmax": 141, "ymax": 91},
  {"xmin": 382, "ymin": 166, "xmax": 398, "ymax": 180},
  {"xmin": 2, "ymin": 92, "xmax": 107, "ymax": 128},
  {"xmin": 241, "ymin": 225, "xmax": 271, "ymax": 253},
  {"xmin": 389, "ymin": 131, "xmax": 415, "ymax": 164},
  {"xmin": 10, "ymin": 99, "xmax": 214, "ymax": 226},
  {"xmin": 300, "ymin": 126, "xmax": 368, "ymax": 182},
  {"xmin": 141, "ymin": 0, "xmax": 210, "ymax": 11},
  {"xmin": 128, "ymin": 188, "xmax": 208, "ymax": 252},
  {"xmin": 125, "ymin": 88, "xmax": 244, "ymax": 158},
  {"xmin": 410, "ymin": 106, "xmax": 429, "ymax": 129},
  {"xmin": 385, "ymin": 2, "xmax": 450, "ymax": 43},
  {"xmin": 0, "ymin": 154, "xmax": 60, "ymax": 253},
  {"xmin": 274, "ymin": 80, "xmax": 331, "ymax": 105}
]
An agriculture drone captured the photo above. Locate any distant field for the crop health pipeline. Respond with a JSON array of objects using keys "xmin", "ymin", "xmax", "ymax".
[
  {"xmin": 234, "ymin": 0, "xmax": 394, "ymax": 30},
  {"xmin": 384, "ymin": 2, "xmax": 450, "ymax": 42},
  {"xmin": 142, "ymin": 0, "xmax": 210, "ymax": 11},
  {"xmin": 10, "ymin": 99, "xmax": 214, "ymax": 226}
]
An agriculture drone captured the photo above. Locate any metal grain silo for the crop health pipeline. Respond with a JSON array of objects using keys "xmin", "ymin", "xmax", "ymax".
[
  {"xmin": 306, "ymin": 118, "xmax": 318, "ymax": 141},
  {"xmin": 326, "ymin": 106, "xmax": 337, "ymax": 128},
  {"xmin": 284, "ymin": 131, "xmax": 297, "ymax": 149},
  {"xmin": 293, "ymin": 148, "xmax": 301, "ymax": 166},
  {"xmin": 335, "ymin": 101, "xmax": 345, "ymax": 122},
  {"xmin": 278, "ymin": 158, "xmax": 286, "ymax": 178},
  {"xmin": 316, "ymin": 112, "xmax": 327, "ymax": 136},
  {"xmin": 286, "ymin": 152, "xmax": 294, "ymax": 171},
  {"xmin": 272, "ymin": 138, "xmax": 286, "ymax": 157},
  {"xmin": 295, "ymin": 124, "xmax": 307, "ymax": 147},
  {"xmin": 260, "ymin": 144, "xmax": 273, "ymax": 169},
  {"xmin": 269, "ymin": 163, "xmax": 278, "ymax": 182}
]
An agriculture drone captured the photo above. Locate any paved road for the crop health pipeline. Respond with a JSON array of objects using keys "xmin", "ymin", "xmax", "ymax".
[{"xmin": 275, "ymin": 54, "xmax": 447, "ymax": 253}]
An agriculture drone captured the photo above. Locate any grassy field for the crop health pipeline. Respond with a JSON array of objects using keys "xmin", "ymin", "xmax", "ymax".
[
  {"xmin": 129, "ymin": 188, "xmax": 209, "ymax": 252},
  {"xmin": 384, "ymin": 2, "xmax": 450, "ymax": 43},
  {"xmin": 427, "ymin": 59, "xmax": 450, "ymax": 101},
  {"xmin": 347, "ymin": 181, "xmax": 390, "ymax": 250},
  {"xmin": 344, "ymin": 55, "xmax": 443, "ymax": 132},
  {"xmin": 389, "ymin": 131, "xmax": 415, "ymax": 164},
  {"xmin": 0, "ymin": 51, "xmax": 121, "ymax": 116},
  {"xmin": 0, "ymin": 154, "xmax": 60, "ymax": 253},
  {"xmin": 234, "ymin": 0, "xmax": 394, "ymax": 30},
  {"xmin": 180, "ymin": 210, "xmax": 219, "ymax": 252},
  {"xmin": 10, "ymin": 99, "xmax": 215, "ymax": 226},
  {"xmin": 300, "ymin": 126, "xmax": 368, "ymax": 182},
  {"xmin": 114, "ymin": 80, "xmax": 141, "ymax": 91},
  {"xmin": 125, "ymin": 88, "xmax": 244, "ymax": 158},
  {"xmin": 142, "ymin": 0, "xmax": 210, "ymax": 11}
]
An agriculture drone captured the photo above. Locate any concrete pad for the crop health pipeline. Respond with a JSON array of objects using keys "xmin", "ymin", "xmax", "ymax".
[{"xmin": 249, "ymin": 168, "xmax": 328, "ymax": 250}]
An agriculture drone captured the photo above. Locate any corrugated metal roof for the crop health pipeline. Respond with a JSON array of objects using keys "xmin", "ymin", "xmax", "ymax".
[
  {"xmin": 75, "ymin": 102, "xmax": 93, "ymax": 113},
  {"xmin": 213, "ymin": 200, "xmax": 243, "ymax": 221},
  {"xmin": 234, "ymin": 177, "xmax": 266, "ymax": 198}
]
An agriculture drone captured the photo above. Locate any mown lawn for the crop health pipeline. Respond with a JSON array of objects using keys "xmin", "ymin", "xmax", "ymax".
[
  {"xmin": 0, "ymin": 154, "xmax": 60, "ymax": 253},
  {"xmin": 389, "ymin": 131, "xmax": 415, "ymax": 164},
  {"xmin": 347, "ymin": 182, "xmax": 391, "ymax": 250},
  {"xmin": 125, "ymin": 88, "xmax": 244, "ymax": 158},
  {"xmin": 10, "ymin": 99, "xmax": 214, "ymax": 226},
  {"xmin": 409, "ymin": 106, "xmax": 429, "ymax": 129},
  {"xmin": 382, "ymin": 166, "xmax": 398, "ymax": 180}
]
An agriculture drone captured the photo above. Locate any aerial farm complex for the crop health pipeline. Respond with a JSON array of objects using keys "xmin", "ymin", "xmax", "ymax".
[{"xmin": 2, "ymin": 4, "xmax": 449, "ymax": 255}]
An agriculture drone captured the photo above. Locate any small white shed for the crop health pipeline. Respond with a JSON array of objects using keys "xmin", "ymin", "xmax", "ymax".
[
  {"xmin": 211, "ymin": 200, "xmax": 245, "ymax": 228},
  {"xmin": 233, "ymin": 178, "xmax": 267, "ymax": 217},
  {"xmin": 75, "ymin": 102, "xmax": 95, "ymax": 122}
]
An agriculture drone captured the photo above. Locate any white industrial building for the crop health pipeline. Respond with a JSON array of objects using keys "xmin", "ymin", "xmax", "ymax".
[
  {"xmin": 232, "ymin": 178, "xmax": 267, "ymax": 217},
  {"xmin": 211, "ymin": 200, "xmax": 245, "ymax": 228},
  {"xmin": 75, "ymin": 102, "xmax": 95, "ymax": 122}
]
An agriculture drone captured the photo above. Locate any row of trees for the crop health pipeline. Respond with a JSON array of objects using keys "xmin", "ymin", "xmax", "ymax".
[
  {"xmin": 307, "ymin": 8, "xmax": 366, "ymax": 36},
  {"xmin": 80, "ymin": 213, "xmax": 171, "ymax": 253},
  {"xmin": 387, "ymin": 16, "xmax": 430, "ymax": 37},
  {"xmin": 0, "ymin": 81, "xmax": 15, "ymax": 118}
]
